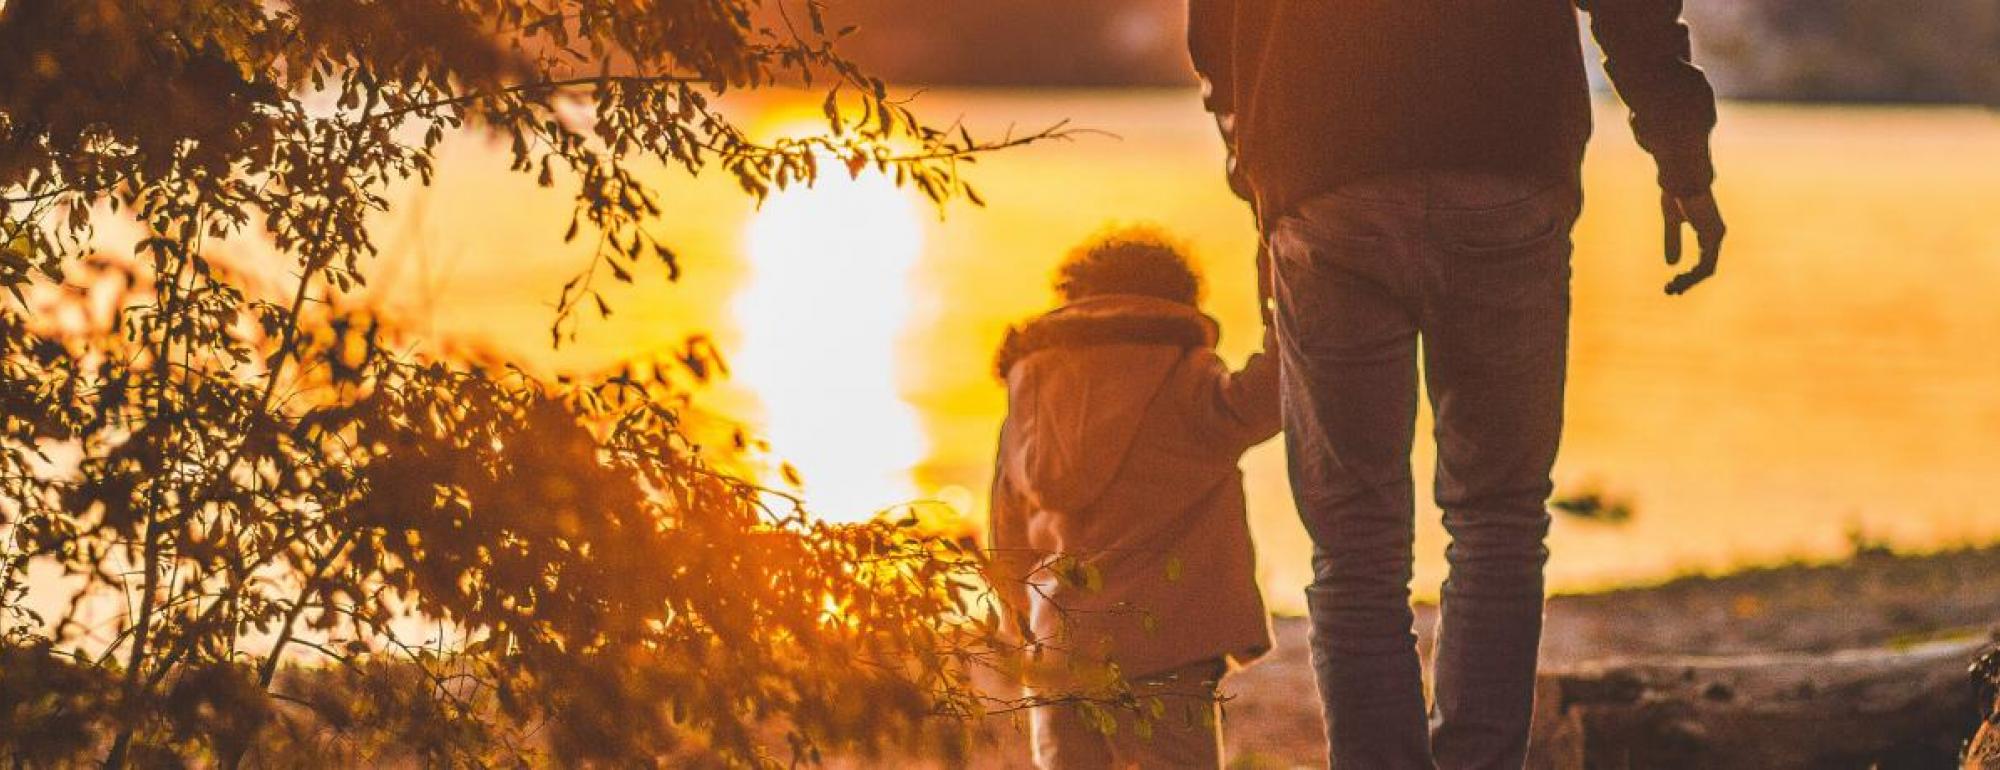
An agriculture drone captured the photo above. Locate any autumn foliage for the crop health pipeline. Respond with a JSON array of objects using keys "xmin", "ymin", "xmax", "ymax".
[{"xmin": 0, "ymin": 0, "xmax": 1053, "ymax": 765}]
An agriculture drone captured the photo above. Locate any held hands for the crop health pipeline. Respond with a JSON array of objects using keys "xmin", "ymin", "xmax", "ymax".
[{"xmin": 1662, "ymin": 189, "xmax": 1726, "ymax": 295}]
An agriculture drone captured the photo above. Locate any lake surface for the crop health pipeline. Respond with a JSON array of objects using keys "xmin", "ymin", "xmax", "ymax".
[{"xmin": 384, "ymin": 90, "xmax": 2000, "ymax": 613}]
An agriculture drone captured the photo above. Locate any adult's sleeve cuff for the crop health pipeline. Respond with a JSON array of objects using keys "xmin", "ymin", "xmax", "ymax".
[{"xmin": 1653, "ymin": 140, "xmax": 1716, "ymax": 197}]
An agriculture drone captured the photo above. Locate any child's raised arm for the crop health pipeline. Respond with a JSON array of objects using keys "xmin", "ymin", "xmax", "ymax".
[{"xmin": 1188, "ymin": 323, "xmax": 1282, "ymax": 455}]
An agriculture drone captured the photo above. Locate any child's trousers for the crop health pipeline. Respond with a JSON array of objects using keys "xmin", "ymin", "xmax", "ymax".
[{"xmin": 1030, "ymin": 658, "xmax": 1227, "ymax": 770}]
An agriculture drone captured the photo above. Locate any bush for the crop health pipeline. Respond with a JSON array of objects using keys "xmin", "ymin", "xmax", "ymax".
[{"xmin": 0, "ymin": 1, "xmax": 1058, "ymax": 765}]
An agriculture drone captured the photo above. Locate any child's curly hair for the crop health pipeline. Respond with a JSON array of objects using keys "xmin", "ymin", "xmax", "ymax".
[{"xmin": 1054, "ymin": 225, "xmax": 1203, "ymax": 307}]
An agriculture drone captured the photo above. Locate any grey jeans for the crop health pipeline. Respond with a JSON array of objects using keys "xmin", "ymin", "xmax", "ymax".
[{"xmin": 1268, "ymin": 170, "xmax": 1579, "ymax": 770}]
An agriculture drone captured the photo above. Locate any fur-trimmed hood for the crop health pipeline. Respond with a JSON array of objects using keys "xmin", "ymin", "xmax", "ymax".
[
  {"xmin": 994, "ymin": 295, "xmax": 1219, "ymax": 516},
  {"xmin": 995, "ymin": 295, "xmax": 1218, "ymax": 379}
]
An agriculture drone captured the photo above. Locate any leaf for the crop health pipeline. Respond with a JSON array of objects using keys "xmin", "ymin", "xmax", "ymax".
[{"xmin": 822, "ymin": 89, "xmax": 843, "ymax": 136}]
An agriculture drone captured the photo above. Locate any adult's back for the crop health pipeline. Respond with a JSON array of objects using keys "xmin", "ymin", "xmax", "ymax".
[{"xmin": 1190, "ymin": 0, "xmax": 1718, "ymax": 217}]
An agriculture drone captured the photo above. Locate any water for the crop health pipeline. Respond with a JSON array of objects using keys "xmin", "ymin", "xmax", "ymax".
[{"xmin": 386, "ymin": 90, "xmax": 2000, "ymax": 613}]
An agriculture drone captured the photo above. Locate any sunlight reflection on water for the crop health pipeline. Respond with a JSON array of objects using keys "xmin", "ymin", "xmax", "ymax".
[{"xmin": 736, "ymin": 168, "xmax": 928, "ymax": 523}]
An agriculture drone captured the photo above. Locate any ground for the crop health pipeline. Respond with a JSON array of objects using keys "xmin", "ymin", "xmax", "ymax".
[{"xmin": 943, "ymin": 545, "xmax": 2000, "ymax": 769}]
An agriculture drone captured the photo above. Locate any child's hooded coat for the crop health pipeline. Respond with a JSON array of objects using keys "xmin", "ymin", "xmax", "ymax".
[{"xmin": 989, "ymin": 293, "xmax": 1281, "ymax": 681}]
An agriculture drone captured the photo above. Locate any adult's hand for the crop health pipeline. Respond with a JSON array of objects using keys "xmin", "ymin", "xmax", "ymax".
[{"xmin": 1662, "ymin": 189, "xmax": 1725, "ymax": 295}]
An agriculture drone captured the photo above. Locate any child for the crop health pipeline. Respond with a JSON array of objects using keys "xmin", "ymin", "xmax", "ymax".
[{"xmin": 988, "ymin": 227, "xmax": 1281, "ymax": 769}]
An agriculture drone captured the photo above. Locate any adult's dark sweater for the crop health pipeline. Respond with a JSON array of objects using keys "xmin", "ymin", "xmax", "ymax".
[{"xmin": 1187, "ymin": 0, "xmax": 1718, "ymax": 217}]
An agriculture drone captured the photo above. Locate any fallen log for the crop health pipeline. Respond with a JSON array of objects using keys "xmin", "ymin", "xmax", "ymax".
[
  {"xmin": 1966, "ymin": 646, "xmax": 2000, "ymax": 770},
  {"xmin": 1528, "ymin": 634, "xmax": 1994, "ymax": 769}
]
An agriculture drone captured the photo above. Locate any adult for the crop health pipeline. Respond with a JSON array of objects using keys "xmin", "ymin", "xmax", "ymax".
[{"xmin": 1188, "ymin": 1, "xmax": 1727, "ymax": 766}]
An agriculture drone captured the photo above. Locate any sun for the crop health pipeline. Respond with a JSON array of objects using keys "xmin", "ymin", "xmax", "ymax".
[{"xmin": 735, "ymin": 164, "xmax": 928, "ymax": 523}]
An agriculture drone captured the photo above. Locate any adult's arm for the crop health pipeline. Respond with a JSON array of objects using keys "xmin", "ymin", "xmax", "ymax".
[
  {"xmin": 1583, "ymin": 0, "xmax": 1727, "ymax": 295},
  {"xmin": 1189, "ymin": 0, "xmax": 1260, "ymax": 202},
  {"xmin": 1580, "ymin": 0, "xmax": 1719, "ymax": 196},
  {"xmin": 1187, "ymin": 0, "xmax": 1235, "ymax": 118}
]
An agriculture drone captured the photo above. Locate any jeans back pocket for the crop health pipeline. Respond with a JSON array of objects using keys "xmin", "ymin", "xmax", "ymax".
[{"xmin": 1432, "ymin": 186, "xmax": 1575, "ymax": 308}]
